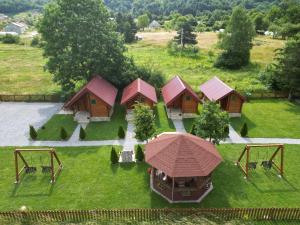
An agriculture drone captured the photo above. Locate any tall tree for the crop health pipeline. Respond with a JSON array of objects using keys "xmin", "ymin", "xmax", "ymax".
[
  {"xmin": 137, "ymin": 14, "xmax": 150, "ymax": 30},
  {"xmin": 215, "ymin": 6, "xmax": 255, "ymax": 69},
  {"xmin": 193, "ymin": 101, "xmax": 229, "ymax": 144},
  {"xmin": 173, "ymin": 16, "xmax": 197, "ymax": 48},
  {"xmin": 115, "ymin": 13, "xmax": 137, "ymax": 43},
  {"xmin": 133, "ymin": 103, "xmax": 156, "ymax": 142},
  {"xmin": 38, "ymin": 0, "xmax": 128, "ymax": 93}
]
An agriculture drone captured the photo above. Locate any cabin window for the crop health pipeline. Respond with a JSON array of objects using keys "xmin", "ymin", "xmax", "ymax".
[
  {"xmin": 90, "ymin": 99, "xmax": 96, "ymax": 105},
  {"xmin": 185, "ymin": 96, "xmax": 191, "ymax": 101}
]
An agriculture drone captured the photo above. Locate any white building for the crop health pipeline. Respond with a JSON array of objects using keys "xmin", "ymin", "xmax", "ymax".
[
  {"xmin": 4, "ymin": 22, "xmax": 28, "ymax": 35},
  {"xmin": 0, "ymin": 13, "xmax": 8, "ymax": 21},
  {"xmin": 148, "ymin": 20, "xmax": 161, "ymax": 30}
]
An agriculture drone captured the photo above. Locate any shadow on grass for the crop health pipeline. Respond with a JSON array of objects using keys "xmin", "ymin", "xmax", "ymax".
[{"xmin": 230, "ymin": 113, "xmax": 257, "ymax": 134}]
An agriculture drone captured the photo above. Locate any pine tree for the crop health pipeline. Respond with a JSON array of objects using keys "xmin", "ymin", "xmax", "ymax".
[
  {"xmin": 79, "ymin": 126, "xmax": 86, "ymax": 140},
  {"xmin": 135, "ymin": 145, "xmax": 144, "ymax": 162},
  {"xmin": 173, "ymin": 16, "xmax": 197, "ymax": 48},
  {"xmin": 60, "ymin": 127, "xmax": 68, "ymax": 140},
  {"xmin": 240, "ymin": 123, "xmax": 248, "ymax": 137},
  {"xmin": 110, "ymin": 147, "xmax": 119, "ymax": 164},
  {"xmin": 118, "ymin": 126, "xmax": 125, "ymax": 139},
  {"xmin": 29, "ymin": 125, "xmax": 38, "ymax": 140}
]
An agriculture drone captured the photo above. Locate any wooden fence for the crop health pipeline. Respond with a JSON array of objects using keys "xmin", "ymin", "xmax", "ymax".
[
  {"xmin": 0, "ymin": 208, "xmax": 299, "ymax": 223},
  {"xmin": 0, "ymin": 94, "xmax": 61, "ymax": 102}
]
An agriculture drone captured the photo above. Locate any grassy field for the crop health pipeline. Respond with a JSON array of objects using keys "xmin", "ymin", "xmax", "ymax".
[
  {"xmin": 0, "ymin": 32, "xmax": 284, "ymax": 95},
  {"xmin": 231, "ymin": 99, "xmax": 300, "ymax": 138},
  {"xmin": 36, "ymin": 115, "xmax": 78, "ymax": 141},
  {"xmin": 0, "ymin": 43, "xmax": 59, "ymax": 94},
  {"xmin": 85, "ymin": 105, "xmax": 127, "ymax": 140},
  {"xmin": 0, "ymin": 144, "xmax": 300, "ymax": 210},
  {"xmin": 154, "ymin": 102, "xmax": 175, "ymax": 134}
]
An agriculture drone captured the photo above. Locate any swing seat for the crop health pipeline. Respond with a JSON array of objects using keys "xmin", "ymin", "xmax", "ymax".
[
  {"xmin": 25, "ymin": 167, "xmax": 37, "ymax": 174},
  {"xmin": 261, "ymin": 161, "xmax": 272, "ymax": 170},
  {"xmin": 41, "ymin": 166, "xmax": 52, "ymax": 174},
  {"xmin": 248, "ymin": 162, "xmax": 257, "ymax": 170}
]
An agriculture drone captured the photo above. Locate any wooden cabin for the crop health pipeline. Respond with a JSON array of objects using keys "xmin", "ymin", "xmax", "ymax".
[
  {"xmin": 145, "ymin": 133, "xmax": 222, "ymax": 203},
  {"xmin": 121, "ymin": 78, "xmax": 157, "ymax": 110},
  {"xmin": 162, "ymin": 76, "xmax": 200, "ymax": 119},
  {"xmin": 199, "ymin": 77, "xmax": 245, "ymax": 117},
  {"xmin": 64, "ymin": 76, "xmax": 117, "ymax": 122}
]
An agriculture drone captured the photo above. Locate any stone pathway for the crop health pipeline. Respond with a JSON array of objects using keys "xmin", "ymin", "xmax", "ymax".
[{"xmin": 172, "ymin": 119, "xmax": 187, "ymax": 133}]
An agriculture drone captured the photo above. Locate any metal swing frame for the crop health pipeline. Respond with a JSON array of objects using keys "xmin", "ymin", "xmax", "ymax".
[
  {"xmin": 14, "ymin": 148, "xmax": 63, "ymax": 184},
  {"xmin": 236, "ymin": 144, "xmax": 284, "ymax": 179}
]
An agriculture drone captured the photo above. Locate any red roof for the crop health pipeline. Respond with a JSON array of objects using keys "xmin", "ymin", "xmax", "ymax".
[
  {"xmin": 161, "ymin": 76, "xmax": 200, "ymax": 106},
  {"xmin": 65, "ymin": 76, "xmax": 117, "ymax": 108},
  {"xmin": 200, "ymin": 76, "xmax": 244, "ymax": 101},
  {"xmin": 145, "ymin": 133, "xmax": 223, "ymax": 178},
  {"xmin": 121, "ymin": 78, "xmax": 157, "ymax": 105}
]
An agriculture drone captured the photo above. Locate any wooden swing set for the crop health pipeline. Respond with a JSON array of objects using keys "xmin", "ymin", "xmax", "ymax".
[
  {"xmin": 14, "ymin": 148, "xmax": 63, "ymax": 184},
  {"xmin": 236, "ymin": 144, "xmax": 284, "ymax": 179}
]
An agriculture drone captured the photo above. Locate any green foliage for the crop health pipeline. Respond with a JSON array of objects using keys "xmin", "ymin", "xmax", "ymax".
[
  {"xmin": 240, "ymin": 122, "xmax": 248, "ymax": 137},
  {"xmin": 38, "ymin": 0, "xmax": 128, "ymax": 92},
  {"xmin": 133, "ymin": 103, "xmax": 156, "ymax": 141},
  {"xmin": 167, "ymin": 41, "xmax": 200, "ymax": 58},
  {"xmin": 30, "ymin": 35, "xmax": 43, "ymax": 47},
  {"xmin": 190, "ymin": 123, "xmax": 196, "ymax": 135},
  {"xmin": 115, "ymin": 13, "xmax": 137, "ymax": 43},
  {"xmin": 173, "ymin": 15, "xmax": 198, "ymax": 48},
  {"xmin": 137, "ymin": 14, "xmax": 150, "ymax": 30},
  {"xmin": 110, "ymin": 147, "xmax": 119, "ymax": 164},
  {"xmin": 0, "ymin": 0, "xmax": 48, "ymax": 14},
  {"xmin": 118, "ymin": 126, "xmax": 125, "ymax": 139},
  {"xmin": 29, "ymin": 125, "xmax": 37, "ymax": 140},
  {"xmin": 224, "ymin": 125, "xmax": 229, "ymax": 137},
  {"xmin": 1, "ymin": 34, "xmax": 20, "ymax": 44},
  {"xmin": 60, "ymin": 127, "xmax": 68, "ymax": 140},
  {"xmin": 215, "ymin": 6, "xmax": 255, "ymax": 69},
  {"xmin": 135, "ymin": 145, "xmax": 144, "ymax": 162},
  {"xmin": 79, "ymin": 126, "xmax": 86, "ymax": 140},
  {"xmin": 259, "ymin": 65, "xmax": 288, "ymax": 91},
  {"xmin": 193, "ymin": 101, "xmax": 229, "ymax": 144}
]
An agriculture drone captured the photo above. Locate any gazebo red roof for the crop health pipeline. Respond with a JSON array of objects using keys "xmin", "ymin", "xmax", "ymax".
[
  {"xmin": 199, "ymin": 76, "xmax": 244, "ymax": 101},
  {"xmin": 145, "ymin": 133, "xmax": 222, "ymax": 178},
  {"xmin": 162, "ymin": 76, "xmax": 200, "ymax": 106},
  {"xmin": 65, "ymin": 76, "xmax": 117, "ymax": 108},
  {"xmin": 121, "ymin": 78, "xmax": 157, "ymax": 105}
]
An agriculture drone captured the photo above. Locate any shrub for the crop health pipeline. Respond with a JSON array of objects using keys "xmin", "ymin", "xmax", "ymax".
[
  {"xmin": 60, "ymin": 127, "xmax": 68, "ymax": 140},
  {"xmin": 110, "ymin": 147, "xmax": 119, "ymax": 164},
  {"xmin": 30, "ymin": 36, "xmax": 40, "ymax": 47},
  {"xmin": 224, "ymin": 125, "xmax": 230, "ymax": 137},
  {"xmin": 29, "ymin": 125, "xmax": 37, "ymax": 140},
  {"xmin": 190, "ymin": 123, "xmax": 196, "ymax": 135},
  {"xmin": 240, "ymin": 123, "xmax": 248, "ymax": 137},
  {"xmin": 1, "ymin": 34, "xmax": 20, "ymax": 44},
  {"xmin": 79, "ymin": 126, "xmax": 86, "ymax": 140},
  {"xmin": 214, "ymin": 51, "xmax": 249, "ymax": 69},
  {"xmin": 135, "ymin": 145, "xmax": 144, "ymax": 162},
  {"xmin": 167, "ymin": 40, "xmax": 200, "ymax": 58},
  {"xmin": 118, "ymin": 126, "xmax": 125, "ymax": 139}
]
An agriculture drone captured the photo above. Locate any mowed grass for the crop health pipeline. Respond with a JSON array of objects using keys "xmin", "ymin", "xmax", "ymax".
[
  {"xmin": 231, "ymin": 99, "xmax": 300, "ymax": 138},
  {"xmin": 0, "ymin": 43, "xmax": 59, "ymax": 94},
  {"xmin": 0, "ymin": 145, "xmax": 300, "ymax": 210},
  {"xmin": 85, "ymin": 105, "xmax": 127, "ymax": 140},
  {"xmin": 154, "ymin": 102, "xmax": 175, "ymax": 134},
  {"xmin": 36, "ymin": 115, "xmax": 78, "ymax": 141}
]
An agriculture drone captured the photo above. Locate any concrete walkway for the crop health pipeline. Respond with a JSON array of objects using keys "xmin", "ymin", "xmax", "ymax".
[{"xmin": 172, "ymin": 119, "xmax": 187, "ymax": 133}]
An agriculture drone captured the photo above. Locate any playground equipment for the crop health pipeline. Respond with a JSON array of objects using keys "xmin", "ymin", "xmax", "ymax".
[{"xmin": 14, "ymin": 148, "xmax": 63, "ymax": 184}]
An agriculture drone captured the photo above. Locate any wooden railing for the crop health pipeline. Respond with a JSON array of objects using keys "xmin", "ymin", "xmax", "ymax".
[
  {"xmin": 0, "ymin": 208, "xmax": 299, "ymax": 223},
  {"xmin": 0, "ymin": 94, "xmax": 61, "ymax": 102}
]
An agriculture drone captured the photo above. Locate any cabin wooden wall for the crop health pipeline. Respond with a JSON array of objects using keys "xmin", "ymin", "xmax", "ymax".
[
  {"xmin": 227, "ymin": 93, "xmax": 243, "ymax": 113},
  {"xmin": 182, "ymin": 92, "xmax": 198, "ymax": 113},
  {"xmin": 125, "ymin": 94, "xmax": 154, "ymax": 109}
]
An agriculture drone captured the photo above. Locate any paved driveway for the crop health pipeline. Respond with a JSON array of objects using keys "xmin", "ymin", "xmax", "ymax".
[{"xmin": 0, "ymin": 102, "xmax": 63, "ymax": 146}]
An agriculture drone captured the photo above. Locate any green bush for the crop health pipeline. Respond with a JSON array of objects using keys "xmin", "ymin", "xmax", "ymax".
[
  {"xmin": 214, "ymin": 51, "xmax": 249, "ymax": 69},
  {"xmin": 60, "ymin": 127, "xmax": 68, "ymax": 140},
  {"xmin": 110, "ymin": 147, "xmax": 119, "ymax": 164},
  {"xmin": 79, "ymin": 126, "xmax": 86, "ymax": 140},
  {"xmin": 29, "ymin": 125, "xmax": 37, "ymax": 140},
  {"xmin": 135, "ymin": 145, "xmax": 144, "ymax": 162},
  {"xmin": 167, "ymin": 40, "xmax": 200, "ymax": 58},
  {"xmin": 118, "ymin": 126, "xmax": 125, "ymax": 139},
  {"xmin": 240, "ymin": 123, "xmax": 248, "ymax": 137},
  {"xmin": 190, "ymin": 123, "xmax": 196, "ymax": 135},
  {"xmin": 30, "ymin": 36, "xmax": 40, "ymax": 47},
  {"xmin": 1, "ymin": 34, "xmax": 20, "ymax": 44},
  {"xmin": 224, "ymin": 125, "xmax": 230, "ymax": 137}
]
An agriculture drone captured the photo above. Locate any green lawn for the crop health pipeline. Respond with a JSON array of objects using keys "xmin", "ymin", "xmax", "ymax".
[
  {"xmin": 231, "ymin": 99, "xmax": 300, "ymax": 138},
  {"xmin": 1, "ymin": 144, "xmax": 300, "ymax": 210},
  {"xmin": 154, "ymin": 102, "xmax": 175, "ymax": 134},
  {"xmin": 36, "ymin": 115, "xmax": 78, "ymax": 141},
  {"xmin": 0, "ymin": 43, "xmax": 59, "ymax": 94},
  {"xmin": 85, "ymin": 105, "xmax": 127, "ymax": 140}
]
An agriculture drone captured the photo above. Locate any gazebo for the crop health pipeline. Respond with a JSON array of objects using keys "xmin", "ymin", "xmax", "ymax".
[{"xmin": 145, "ymin": 133, "xmax": 222, "ymax": 203}]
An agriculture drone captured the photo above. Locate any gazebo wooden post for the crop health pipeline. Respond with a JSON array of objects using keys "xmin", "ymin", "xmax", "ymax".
[
  {"xmin": 280, "ymin": 145, "xmax": 284, "ymax": 176},
  {"xmin": 50, "ymin": 150, "xmax": 55, "ymax": 183},
  {"xmin": 15, "ymin": 151, "xmax": 19, "ymax": 183},
  {"xmin": 245, "ymin": 146, "xmax": 249, "ymax": 178},
  {"xmin": 171, "ymin": 177, "xmax": 175, "ymax": 201}
]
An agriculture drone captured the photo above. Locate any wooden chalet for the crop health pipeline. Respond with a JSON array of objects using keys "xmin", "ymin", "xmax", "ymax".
[
  {"xmin": 199, "ymin": 77, "xmax": 245, "ymax": 117},
  {"xmin": 121, "ymin": 78, "xmax": 157, "ymax": 109},
  {"xmin": 145, "ymin": 133, "xmax": 222, "ymax": 203},
  {"xmin": 162, "ymin": 76, "xmax": 200, "ymax": 119},
  {"xmin": 64, "ymin": 76, "xmax": 117, "ymax": 121}
]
